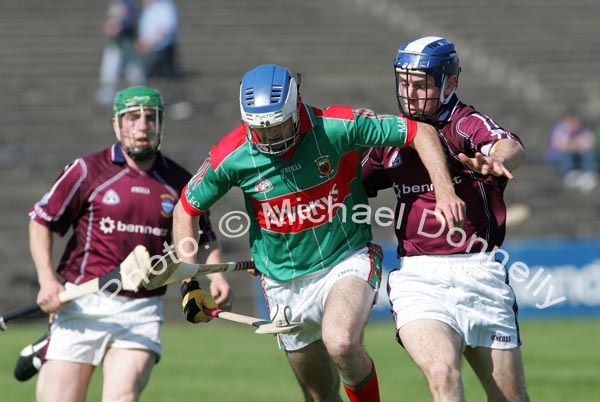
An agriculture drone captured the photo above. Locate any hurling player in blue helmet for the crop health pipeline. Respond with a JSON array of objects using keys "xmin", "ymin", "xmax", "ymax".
[
  {"xmin": 362, "ymin": 36, "xmax": 529, "ymax": 402},
  {"xmin": 176, "ymin": 63, "xmax": 466, "ymax": 402}
]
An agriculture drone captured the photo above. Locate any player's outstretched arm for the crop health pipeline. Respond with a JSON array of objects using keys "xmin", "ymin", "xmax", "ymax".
[
  {"xmin": 412, "ymin": 121, "xmax": 466, "ymax": 229},
  {"xmin": 458, "ymin": 138, "xmax": 525, "ymax": 179}
]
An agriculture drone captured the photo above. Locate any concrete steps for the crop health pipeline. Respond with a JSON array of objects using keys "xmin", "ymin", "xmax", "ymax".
[{"xmin": 1, "ymin": 0, "xmax": 600, "ymax": 315}]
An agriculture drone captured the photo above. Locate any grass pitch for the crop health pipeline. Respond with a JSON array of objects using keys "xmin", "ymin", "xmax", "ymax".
[{"xmin": 1, "ymin": 319, "xmax": 598, "ymax": 401}]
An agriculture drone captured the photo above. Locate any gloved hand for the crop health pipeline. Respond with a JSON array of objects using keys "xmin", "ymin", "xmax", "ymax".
[{"xmin": 180, "ymin": 280, "xmax": 217, "ymax": 323}]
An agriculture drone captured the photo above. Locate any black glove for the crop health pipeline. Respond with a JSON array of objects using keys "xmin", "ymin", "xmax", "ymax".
[{"xmin": 180, "ymin": 280, "xmax": 217, "ymax": 323}]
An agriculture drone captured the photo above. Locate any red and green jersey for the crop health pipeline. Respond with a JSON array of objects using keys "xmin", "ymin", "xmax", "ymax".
[{"xmin": 181, "ymin": 103, "xmax": 417, "ymax": 281}]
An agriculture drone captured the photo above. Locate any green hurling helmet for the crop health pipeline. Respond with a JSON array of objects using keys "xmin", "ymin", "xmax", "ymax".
[{"xmin": 113, "ymin": 86, "xmax": 165, "ymax": 161}]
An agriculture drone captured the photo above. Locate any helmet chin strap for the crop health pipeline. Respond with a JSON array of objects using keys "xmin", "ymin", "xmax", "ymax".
[
  {"xmin": 439, "ymin": 76, "xmax": 457, "ymax": 105},
  {"xmin": 126, "ymin": 146, "xmax": 157, "ymax": 161}
]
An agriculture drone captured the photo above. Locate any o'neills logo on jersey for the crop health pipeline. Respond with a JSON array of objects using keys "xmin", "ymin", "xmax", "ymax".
[
  {"xmin": 255, "ymin": 178, "xmax": 273, "ymax": 193},
  {"xmin": 252, "ymin": 181, "xmax": 351, "ymax": 233},
  {"xmin": 315, "ymin": 156, "xmax": 333, "ymax": 177}
]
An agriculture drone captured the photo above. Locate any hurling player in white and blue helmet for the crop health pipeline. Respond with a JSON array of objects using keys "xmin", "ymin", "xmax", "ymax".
[
  {"xmin": 176, "ymin": 63, "xmax": 465, "ymax": 402},
  {"xmin": 362, "ymin": 36, "xmax": 529, "ymax": 402}
]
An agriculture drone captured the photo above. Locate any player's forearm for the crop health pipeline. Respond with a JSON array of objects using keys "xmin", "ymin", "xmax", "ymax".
[
  {"xmin": 201, "ymin": 244, "xmax": 222, "ymax": 265},
  {"xmin": 412, "ymin": 122, "xmax": 454, "ymax": 193},
  {"xmin": 196, "ymin": 241, "xmax": 222, "ymax": 281},
  {"xmin": 172, "ymin": 200, "xmax": 201, "ymax": 264},
  {"xmin": 29, "ymin": 220, "xmax": 58, "ymax": 286},
  {"xmin": 490, "ymin": 139, "xmax": 526, "ymax": 172}
]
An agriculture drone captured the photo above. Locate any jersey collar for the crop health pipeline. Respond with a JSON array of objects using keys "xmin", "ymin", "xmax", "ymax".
[
  {"xmin": 297, "ymin": 102, "xmax": 314, "ymax": 135},
  {"xmin": 437, "ymin": 94, "xmax": 460, "ymax": 123}
]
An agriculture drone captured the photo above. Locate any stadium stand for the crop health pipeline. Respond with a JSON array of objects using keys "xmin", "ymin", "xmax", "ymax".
[{"xmin": 0, "ymin": 0, "xmax": 598, "ymax": 318}]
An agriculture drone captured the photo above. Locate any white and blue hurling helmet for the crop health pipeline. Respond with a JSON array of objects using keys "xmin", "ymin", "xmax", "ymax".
[
  {"xmin": 394, "ymin": 36, "xmax": 461, "ymax": 123},
  {"xmin": 240, "ymin": 64, "xmax": 300, "ymax": 155}
]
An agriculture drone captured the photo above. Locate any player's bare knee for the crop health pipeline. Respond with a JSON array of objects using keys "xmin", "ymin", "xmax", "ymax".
[
  {"xmin": 322, "ymin": 332, "xmax": 359, "ymax": 363},
  {"xmin": 425, "ymin": 361, "xmax": 462, "ymax": 392}
]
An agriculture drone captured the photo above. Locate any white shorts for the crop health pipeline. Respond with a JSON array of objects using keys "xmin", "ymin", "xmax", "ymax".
[
  {"xmin": 261, "ymin": 244, "xmax": 382, "ymax": 351},
  {"xmin": 388, "ymin": 253, "xmax": 520, "ymax": 349},
  {"xmin": 46, "ymin": 284, "xmax": 164, "ymax": 366}
]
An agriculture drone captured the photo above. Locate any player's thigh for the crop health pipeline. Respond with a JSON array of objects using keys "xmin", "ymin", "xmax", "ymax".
[
  {"xmin": 37, "ymin": 360, "xmax": 94, "ymax": 402},
  {"xmin": 322, "ymin": 275, "xmax": 375, "ymax": 346},
  {"xmin": 399, "ymin": 319, "xmax": 463, "ymax": 375},
  {"xmin": 101, "ymin": 348, "xmax": 157, "ymax": 402},
  {"xmin": 463, "ymin": 347, "xmax": 528, "ymax": 402},
  {"xmin": 286, "ymin": 340, "xmax": 340, "ymax": 400}
]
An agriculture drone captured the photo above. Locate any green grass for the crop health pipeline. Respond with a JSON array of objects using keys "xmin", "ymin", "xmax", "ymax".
[{"xmin": 1, "ymin": 319, "xmax": 599, "ymax": 401}]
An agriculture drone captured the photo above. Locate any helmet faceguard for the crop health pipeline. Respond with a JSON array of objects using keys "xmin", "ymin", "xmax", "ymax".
[
  {"xmin": 240, "ymin": 64, "xmax": 300, "ymax": 155},
  {"xmin": 394, "ymin": 36, "xmax": 460, "ymax": 123},
  {"xmin": 113, "ymin": 86, "xmax": 164, "ymax": 161}
]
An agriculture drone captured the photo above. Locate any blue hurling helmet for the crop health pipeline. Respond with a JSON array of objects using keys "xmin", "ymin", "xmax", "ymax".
[
  {"xmin": 240, "ymin": 64, "xmax": 300, "ymax": 155},
  {"xmin": 394, "ymin": 36, "xmax": 460, "ymax": 123}
]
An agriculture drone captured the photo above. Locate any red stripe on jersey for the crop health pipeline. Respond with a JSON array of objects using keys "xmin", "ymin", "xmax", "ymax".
[
  {"xmin": 297, "ymin": 103, "xmax": 314, "ymax": 133},
  {"xmin": 180, "ymin": 184, "xmax": 206, "ymax": 216},
  {"xmin": 314, "ymin": 105, "xmax": 355, "ymax": 120},
  {"xmin": 403, "ymin": 117, "xmax": 418, "ymax": 147},
  {"xmin": 210, "ymin": 125, "xmax": 248, "ymax": 168},
  {"xmin": 367, "ymin": 243, "xmax": 375, "ymax": 284},
  {"xmin": 250, "ymin": 151, "xmax": 360, "ymax": 233},
  {"xmin": 354, "ymin": 108, "xmax": 378, "ymax": 118}
]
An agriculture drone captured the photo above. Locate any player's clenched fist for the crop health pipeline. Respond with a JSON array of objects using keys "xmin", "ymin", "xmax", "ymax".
[{"xmin": 180, "ymin": 280, "xmax": 217, "ymax": 323}]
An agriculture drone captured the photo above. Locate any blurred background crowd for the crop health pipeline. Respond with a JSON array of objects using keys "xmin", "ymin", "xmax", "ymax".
[{"xmin": 1, "ymin": 0, "xmax": 599, "ymax": 318}]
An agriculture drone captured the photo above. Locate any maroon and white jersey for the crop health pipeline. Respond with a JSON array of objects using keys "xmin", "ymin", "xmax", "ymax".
[
  {"xmin": 362, "ymin": 95, "xmax": 523, "ymax": 257},
  {"xmin": 29, "ymin": 143, "xmax": 215, "ymax": 297}
]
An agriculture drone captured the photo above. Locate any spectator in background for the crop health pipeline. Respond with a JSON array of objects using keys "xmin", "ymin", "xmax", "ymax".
[
  {"xmin": 136, "ymin": 0, "xmax": 180, "ymax": 80},
  {"xmin": 547, "ymin": 110, "xmax": 597, "ymax": 193},
  {"xmin": 95, "ymin": 0, "xmax": 146, "ymax": 106}
]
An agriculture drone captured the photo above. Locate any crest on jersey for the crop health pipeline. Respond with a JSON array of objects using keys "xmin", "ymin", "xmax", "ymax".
[
  {"xmin": 388, "ymin": 150, "xmax": 402, "ymax": 168},
  {"xmin": 255, "ymin": 178, "xmax": 274, "ymax": 193},
  {"xmin": 102, "ymin": 189, "xmax": 121, "ymax": 205},
  {"xmin": 160, "ymin": 194, "xmax": 176, "ymax": 217},
  {"xmin": 315, "ymin": 156, "xmax": 333, "ymax": 177}
]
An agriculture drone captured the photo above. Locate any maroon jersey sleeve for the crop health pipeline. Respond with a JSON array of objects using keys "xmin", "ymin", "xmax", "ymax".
[
  {"xmin": 454, "ymin": 113, "xmax": 524, "ymax": 156},
  {"xmin": 361, "ymin": 147, "xmax": 393, "ymax": 198},
  {"xmin": 29, "ymin": 159, "xmax": 88, "ymax": 237}
]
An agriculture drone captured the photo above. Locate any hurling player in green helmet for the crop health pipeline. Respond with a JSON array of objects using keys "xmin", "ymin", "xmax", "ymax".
[
  {"xmin": 112, "ymin": 85, "xmax": 165, "ymax": 163},
  {"xmin": 19, "ymin": 85, "xmax": 231, "ymax": 402}
]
